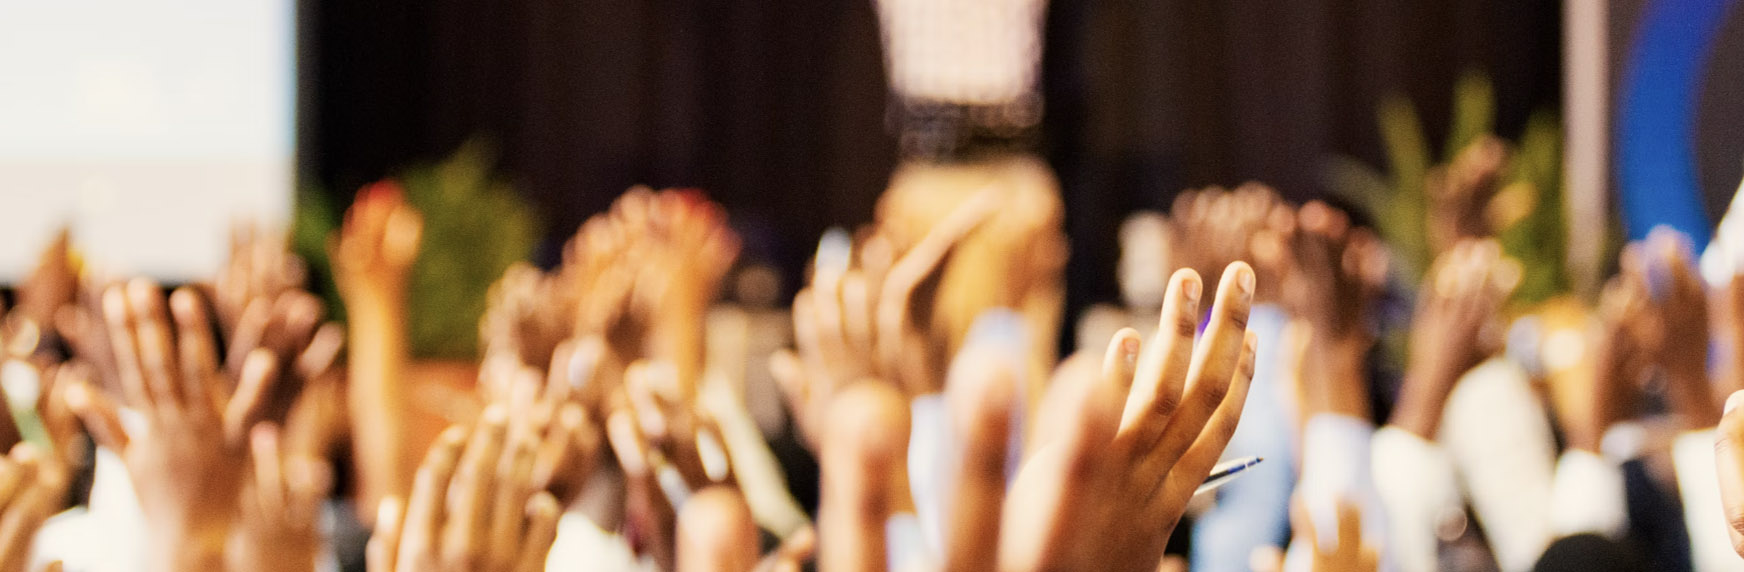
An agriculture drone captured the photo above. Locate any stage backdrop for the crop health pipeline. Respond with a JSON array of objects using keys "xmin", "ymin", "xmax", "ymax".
[{"xmin": 301, "ymin": 0, "xmax": 1563, "ymax": 319}]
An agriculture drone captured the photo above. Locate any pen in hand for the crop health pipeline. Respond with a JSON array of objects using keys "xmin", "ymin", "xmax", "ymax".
[{"xmin": 1194, "ymin": 456, "xmax": 1263, "ymax": 497}]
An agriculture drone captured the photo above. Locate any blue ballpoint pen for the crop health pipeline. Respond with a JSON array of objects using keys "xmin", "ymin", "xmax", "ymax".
[{"xmin": 1194, "ymin": 456, "xmax": 1263, "ymax": 497}]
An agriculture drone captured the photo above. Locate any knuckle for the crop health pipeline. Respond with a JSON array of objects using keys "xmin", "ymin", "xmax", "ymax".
[
  {"xmin": 1227, "ymin": 310, "xmax": 1249, "ymax": 331},
  {"xmin": 1198, "ymin": 380, "xmax": 1230, "ymax": 405},
  {"xmin": 1174, "ymin": 315, "xmax": 1198, "ymax": 339},
  {"xmin": 1150, "ymin": 392, "xmax": 1181, "ymax": 418},
  {"xmin": 1729, "ymin": 505, "xmax": 1744, "ymax": 537}
]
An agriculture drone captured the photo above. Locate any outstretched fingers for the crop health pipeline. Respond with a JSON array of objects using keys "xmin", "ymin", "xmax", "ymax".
[
  {"xmin": 942, "ymin": 345, "xmax": 1019, "ymax": 572},
  {"xmin": 1118, "ymin": 268, "xmax": 1206, "ymax": 449},
  {"xmin": 1127, "ymin": 263, "xmax": 1253, "ymax": 492},
  {"xmin": 817, "ymin": 382, "xmax": 909, "ymax": 572},
  {"xmin": 1147, "ymin": 330, "xmax": 1259, "ymax": 532}
]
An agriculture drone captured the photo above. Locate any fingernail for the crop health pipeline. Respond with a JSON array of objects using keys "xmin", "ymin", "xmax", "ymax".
[
  {"xmin": 1237, "ymin": 267, "xmax": 1255, "ymax": 294},
  {"xmin": 1122, "ymin": 336, "xmax": 1141, "ymax": 367},
  {"xmin": 816, "ymin": 227, "xmax": 852, "ymax": 274},
  {"xmin": 1727, "ymin": 390, "xmax": 1744, "ymax": 415},
  {"xmin": 1184, "ymin": 275, "xmax": 1202, "ymax": 303}
]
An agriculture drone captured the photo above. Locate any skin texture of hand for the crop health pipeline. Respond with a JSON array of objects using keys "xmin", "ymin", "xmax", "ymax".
[
  {"xmin": 875, "ymin": 157, "xmax": 1069, "ymax": 411},
  {"xmin": 476, "ymin": 349, "xmax": 602, "ymax": 508},
  {"xmin": 607, "ymin": 360, "xmax": 735, "ymax": 570},
  {"xmin": 1391, "ymin": 239, "xmax": 1518, "ymax": 438},
  {"xmin": 367, "ymin": 408, "xmax": 562, "ymax": 572},
  {"xmin": 770, "ymin": 189, "xmax": 998, "ymax": 449},
  {"xmin": 561, "ymin": 188, "xmax": 741, "ymax": 396},
  {"xmin": 1165, "ymin": 184, "xmax": 1291, "ymax": 303},
  {"xmin": 220, "ymin": 289, "xmax": 341, "ymax": 425},
  {"xmin": 0, "ymin": 444, "xmax": 65, "ymax": 572},
  {"xmin": 1629, "ymin": 227, "xmax": 1722, "ymax": 430},
  {"xmin": 63, "ymin": 281, "xmax": 279, "ymax": 572},
  {"xmin": 227, "ymin": 423, "xmax": 333, "ymax": 572},
  {"xmin": 1715, "ymin": 270, "xmax": 1744, "ymax": 409},
  {"xmin": 213, "ymin": 223, "xmax": 311, "ymax": 341},
  {"xmin": 15, "ymin": 228, "xmax": 77, "ymax": 347},
  {"xmin": 676, "ymin": 486, "xmax": 759, "ymax": 572},
  {"xmin": 674, "ymin": 486, "xmax": 815, "ymax": 572},
  {"xmin": 1549, "ymin": 277, "xmax": 1651, "ymax": 453},
  {"xmin": 818, "ymin": 263, "xmax": 1258, "ymax": 572},
  {"xmin": 51, "ymin": 278, "xmax": 123, "ymax": 396},
  {"xmin": 332, "ymin": 180, "xmax": 424, "ymax": 520},
  {"xmin": 1716, "ymin": 390, "xmax": 1744, "ymax": 557},
  {"xmin": 480, "ymin": 263, "xmax": 578, "ymax": 378},
  {"xmin": 34, "ymin": 363, "xmax": 85, "ymax": 476},
  {"xmin": 1281, "ymin": 201, "xmax": 1388, "ymax": 418},
  {"xmin": 1425, "ymin": 136, "xmax": 1507, "ymax": 255}
]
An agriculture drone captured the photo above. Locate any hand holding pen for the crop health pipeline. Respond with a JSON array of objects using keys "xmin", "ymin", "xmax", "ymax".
[{"xmin": 816, "ymin": 262, "xmax": 1260, "ymax": 572}]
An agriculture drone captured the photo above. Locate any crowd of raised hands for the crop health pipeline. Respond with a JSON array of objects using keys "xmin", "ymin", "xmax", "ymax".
[{"xmin": 7, "ymin": 176, "xmax": 1744, "ymax": 572}]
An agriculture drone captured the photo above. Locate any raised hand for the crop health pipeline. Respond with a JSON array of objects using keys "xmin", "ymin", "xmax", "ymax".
[
  {"xmin": 367, "ymin": 408, "xmax": 562, "ymax": 572},
  {"xmin": 480, "ymin": 263, "xmax": 578, "ymax": 377},
  {"xmin": 817, "ymin": 263, "xmax": 1259, "ymax": 572},
  {"xmin": 332, "ymin": 181, "xmax": 423, "ymax": 299},
  {"xmin": 1000, "ymin": 263, "xmax": 1258, "ymax": 571},
  {"xmin": 607, "ymin": 360, "xmax": 734, "ymax": 570},
  {"xmin": 675, "ymin": 486, "xmax": 814, "ymax": 572},
  {"xmin": 1548, "ymin": 275, "xmax": 1651, "ymax": 453},
  {"xmin": 0, "ymin": 444, "xmax": 65, "ymax": 572},
  {"xmin": 1391, "ymin": 239, "xmax": 1518, "ymax": 438},
  {"xmin": 1281, "ymin": 201, "xmax": 1388, "ymax": 417},
  {"xmin": 1629, "ymin": 227, "xmax": 1722, "ymax": 429},
  {"xmin": 476, "ymin": 349, "xmax": 602, "ymax": 508},
  {"xmin": 1166, "ymin": 184, "xmax": 1291, "ymax": 302},
  {"xmin": 212, "ymin": 223, "xmax": 310, "ymax": 339},
  {"xmin": 63, "ymin": 281, "xmax": 277, "ymax": 571},
  {"xmin": 333, "ymin": 180, "xmax": 425, "ymax": 517},
  {"xmin": 227, "ymin": 423, "xmax": 333, "ymax": 572},
  {"xmin": 15, "ymin": 228, "xmax": 77, "ymax": 345},
  {"xmin": 771, "ymin": 190, "xmax": 997, "ymax": 447},
  {"xmin": 1425, "ymin": 136, "xmax": 1508, "ymax": 255},
  {"xmin": 222, "ymin": 287, "xmax": 341, "ymax": 431},
  {"xmin": 561, "ymin": 188, "xmax": 740, "ymax": 394}
]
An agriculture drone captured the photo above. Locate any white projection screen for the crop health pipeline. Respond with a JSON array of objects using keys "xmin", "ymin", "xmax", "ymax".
[{"xmin": 0, "ymin": 0, "xmax": 296, "ymax": 282}]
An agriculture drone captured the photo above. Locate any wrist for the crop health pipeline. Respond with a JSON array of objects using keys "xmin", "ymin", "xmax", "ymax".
[
  {"xmin": 147, "ymin": 524, "xmax": 230, "ymax": 572},
  {"xmin": 1391, "ymin": 370, "xmax": 1457, "ymax": 439},
  {"xmin": 1665, "ymin": 368, "xmax": 1720, "ymax": 429},
  {"xmin": 1310, "ymin": 336, "xmax": 1371, "ymax": 417}
]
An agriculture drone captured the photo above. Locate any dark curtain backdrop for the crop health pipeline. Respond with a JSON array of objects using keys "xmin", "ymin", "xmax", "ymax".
[{"xmin": 299, "ymin": 0, "xmax": 1562, "ymax": 323}]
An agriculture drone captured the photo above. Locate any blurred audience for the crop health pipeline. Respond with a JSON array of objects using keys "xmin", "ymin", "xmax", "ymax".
[{"xmin": 8, "ymin": 152, "xmax": 1744, "ymax": 572}]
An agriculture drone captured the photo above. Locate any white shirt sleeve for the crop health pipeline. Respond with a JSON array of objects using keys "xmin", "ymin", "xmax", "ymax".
[
  {"xmin": 1548, "ymin": 448, "xmax": 1628, "ymax": 539},
  {"xmin": 1371, "ymin": 426, "xmax": 1462, "ymax": 572},
  {"xmin": 1438, "ymin": 359, "xmax": 1557, "ymax": 572},
  {"xmin": 1674, "ymin": 428, "xmax": 1737, "ymax": 572},
  {"xmin": 1285, "ymin": 414, "xmax": 1394, "ymax": 572}
]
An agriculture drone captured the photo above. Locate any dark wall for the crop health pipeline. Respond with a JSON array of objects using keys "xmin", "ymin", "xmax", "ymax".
[{"xmin": 300, "ymin": 0, "xmax": 1562, "ymax": 319}]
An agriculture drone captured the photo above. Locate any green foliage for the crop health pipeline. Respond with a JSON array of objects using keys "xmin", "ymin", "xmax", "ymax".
[
  {"xmin": 1497, "ymin": 111, "xmax": 1567, "ymax": 305},
  {"xmin": 289, "ymin": 140, "xmax": 541, "ymax": 360},
  {"xmin": 1376, "ymin": 94, "xmax": 1432, "ymax": 278},
  {"xmin": 1445, "ymin": 73, "xmax": 1496, "ymax": 161},
  {"xmin": 291, "ymin": 180, "xmax": 345, "ymax": 324},
  {"xmin": 399, "ymin": 141, "xmax": 541, "ymax": 360},
  {"xmin": 1324, "ymin": 69, "xmax": 1571, "ymax": 304}
]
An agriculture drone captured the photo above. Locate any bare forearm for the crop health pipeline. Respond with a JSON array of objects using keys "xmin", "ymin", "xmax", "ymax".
[
  {"xmin": 345, "ymin": 291, "xmax": 414, "ymax": 515},
  {"xmin": 1391, "ymin": 368, "xmax": 1459, "ymax": 439},
  {"xmin": 1311, "ymin": 338, "xmax": 1370, "ymax": 418},
  {"xmin": 1667, "ymin": 366, "xmax": 1721, "ymax": 430},
  {"xmin": 147, "ymin": 528, "xmax": 228, "ymax": 572}
]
